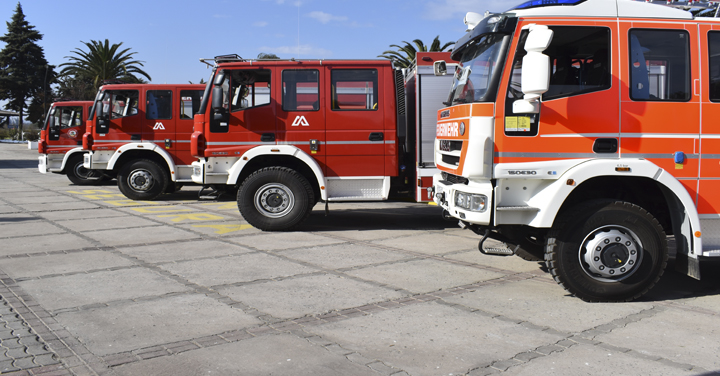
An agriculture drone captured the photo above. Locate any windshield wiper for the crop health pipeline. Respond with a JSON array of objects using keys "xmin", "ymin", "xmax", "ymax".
[{"xmin": 453, "ymin": 98, "xmax": 468, "ymax": 104}]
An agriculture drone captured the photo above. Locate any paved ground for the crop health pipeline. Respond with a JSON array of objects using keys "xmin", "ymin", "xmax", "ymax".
[{"xmin": 0, "ymin": 142, "xmax": 719, "ymax": 376}]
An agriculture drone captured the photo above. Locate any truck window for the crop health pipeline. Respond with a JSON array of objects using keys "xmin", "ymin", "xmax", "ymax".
[
  {"xmin": 229, "ymin": 69, "xmax": 271, "ymax": 112},
  {"xmin": 331, "ymin": 69, "xmax": 378, "ymax": 111},
  {"xmin": 629, "ymin": 29, "xmax": 690, "ymax": 102},
  {"xmin": 146, "ymin": 90, "xmax": 172, "ymax": 120},
  {"xmin": 282, "ymin": 70, "xmax": 319, "ymax": 111},
  {"xmin": 180, "ymin": 90, "xmax": 204, "ymax": 118},
  {"xmin": 106, "ymin": 90, "xmax": 139, "ymax": 119},
  {"xmin": 709, "ymin": 32, "xmax": 720, "ymax": 102},
  {"xmin": 52, "ymin": 106, "xmax": 83, "ymax": 129}
]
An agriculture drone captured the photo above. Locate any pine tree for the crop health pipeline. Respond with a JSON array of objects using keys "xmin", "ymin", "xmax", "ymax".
[{"xmin": 0, "ymin": 3, "xmax": 55, "ymax": 139}]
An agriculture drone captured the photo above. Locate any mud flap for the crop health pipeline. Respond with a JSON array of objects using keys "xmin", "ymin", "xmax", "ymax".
[{"xmin": 675, "ymin": 252, "xmax": 701, "ymax": 280}]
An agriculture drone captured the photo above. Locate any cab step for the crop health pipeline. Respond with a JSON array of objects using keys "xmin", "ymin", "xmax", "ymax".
[{"xmin": 198, "ymin": 185, "xmax": 223, "ymax": 200}]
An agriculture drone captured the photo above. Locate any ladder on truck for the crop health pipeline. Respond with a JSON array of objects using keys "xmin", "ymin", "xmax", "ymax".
[{"xmin": 639, "ymin": 0, "xmax": 720, "ymax": 16}]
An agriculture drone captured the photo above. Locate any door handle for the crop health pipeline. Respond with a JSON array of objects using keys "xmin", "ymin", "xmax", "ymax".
[
  {"xmin": 369, "ymin": 132, "xmax": 384, "ymax": 142},
  {"xmin": 261, "ymin": 133, "xmax": 275, "ymax": 142},
  {"xmin": 592, "ymin": 138, "xmax": 618, "ymax": 154}
]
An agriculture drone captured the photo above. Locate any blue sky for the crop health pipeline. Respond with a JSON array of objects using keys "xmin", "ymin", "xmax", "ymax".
[{"xmin": 1, "ymin": 0, "xmax": 510, "ymax": 88}]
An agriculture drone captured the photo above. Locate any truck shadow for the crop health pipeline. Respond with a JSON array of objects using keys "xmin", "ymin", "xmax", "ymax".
[
  {"xmin": 0, "ymin": 160, "xmax": 38, "ymax": 169},
  {"xmin": 295, "ymin": 205, "xmax": 457, "ymax": 232},
  {"xmin": 640, "ymin": 259, "xmax": 720, "ymax": 302}
]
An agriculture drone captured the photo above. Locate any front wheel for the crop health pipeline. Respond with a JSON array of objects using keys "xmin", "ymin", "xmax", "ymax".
[
  {"xmin": 546, "ymin": 201, "xmax": 668, "ymax": 302},
  {"xmin": 66, "ymin": 154, "xmax": 105, "ymax": 185},
  {"xmin": 238, "ymin": 167, "xmax": 315, "ymax": 231},
  {"xmin": 117, "ymin": 159, "xmax": 169, "ymax": 200}
]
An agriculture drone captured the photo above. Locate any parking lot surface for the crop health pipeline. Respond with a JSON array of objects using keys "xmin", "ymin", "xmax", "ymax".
[{"xmin": 1, "ymin": 142, "xmax": 719, "ymax": 376}]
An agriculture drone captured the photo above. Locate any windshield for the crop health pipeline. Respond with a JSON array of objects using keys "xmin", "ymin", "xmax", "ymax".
[{"xmin": 446, "ymin": 34, "xmax": 505, "ymax": 105}]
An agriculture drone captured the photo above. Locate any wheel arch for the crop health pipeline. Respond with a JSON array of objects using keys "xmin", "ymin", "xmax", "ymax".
[
  {"xmin": 228, "ymin": 145, "xmax": 326, "ymax": 201},
  {"xmin": 108, "ymin": 144, "xmax": 177, "ymax": 182},
  {"xmin": 537, "ymin": 159, "xmax": 701, "ymax": 265},
  {"xmin": 59, "ymin": 147, "xmax": 87, "ymax": 173}
]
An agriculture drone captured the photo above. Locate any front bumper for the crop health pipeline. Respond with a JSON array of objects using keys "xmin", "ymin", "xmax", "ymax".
[
  {"xmin": 432, "ymin": 173, "xmax": 493, "ymax": 226},
  {"xmin": 38, "ymin": 155, "xmax": 48, "ymax": 174}
]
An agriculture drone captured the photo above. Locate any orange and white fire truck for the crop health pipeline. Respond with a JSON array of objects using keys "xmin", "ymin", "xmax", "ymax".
[
  {"xmin": 37, "ymin": 100, "xmax": 105, "ymax": 185},
  {"xmin": 430, "ymin": 0, "xmax": 720, "ymax": 301},
  {"xmin": 82, "ymin": 83, "xmax": 205, "ymax": 199},
  {"xmin": 190, "ymin": 53, "xmax": 455, "ymax": 230}
]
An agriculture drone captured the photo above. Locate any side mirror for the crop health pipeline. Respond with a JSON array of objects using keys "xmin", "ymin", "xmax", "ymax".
[
  {"xmin": 514, "ymin": 25, "xmax": 554, "ymax": 114},
  {"xmin": 48, "ymin": 116, "xmax": 56, "ymax": 129},
  {"xmin": 433, "ymin": 60, "xmax": 447, "ymax": 76},
  {"xmin": 211, "ymin": 86, "xmax": 224, "ymax": 110}
]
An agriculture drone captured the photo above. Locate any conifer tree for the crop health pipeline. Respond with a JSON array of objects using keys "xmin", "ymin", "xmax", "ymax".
[{"xmin": 0, "ymin": 3, "xmax": 54, "ymax": 138}]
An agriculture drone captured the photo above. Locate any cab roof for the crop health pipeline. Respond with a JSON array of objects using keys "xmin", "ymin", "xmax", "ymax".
[{"xmin": 507, "ymin": 0, "xmax": 693, "ymax": 20}]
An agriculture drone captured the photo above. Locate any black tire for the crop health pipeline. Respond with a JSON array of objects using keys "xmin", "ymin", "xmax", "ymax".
[
  {"xmin": 546, "ymin": 201, "xmax": 668, "ymax": 302},
  {"xmin": 238, "ymin": 167, "xmax": 315, "ymax": 231},
  {"xmin": 117, "ymin": 159, "xmax": 168, "ymax": 200},
  {"xmin": 65, "ymin": 154, "xmax": 105, "ymax": 186}
]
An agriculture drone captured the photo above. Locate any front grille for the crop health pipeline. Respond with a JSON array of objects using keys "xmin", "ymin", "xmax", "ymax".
[
  {"xmin": 439, "ymin": 140, "xmax": 463, "ymax": 152},
  {"xmin": 441, "ymin": 154, "xmax": 460, "ymax": 166},
  {"xmin": 442, "ymin": 172, "xmax": 468, "ymax": 185}
]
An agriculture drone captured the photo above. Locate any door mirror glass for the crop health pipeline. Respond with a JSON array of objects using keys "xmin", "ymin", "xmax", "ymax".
[
  {"xmin": 212, "ymin": 86, "xmax": 224, "ymax": 110},
  {"xmin": 434, "ymin": 60, "xmax": 447, "ymax": 76}
]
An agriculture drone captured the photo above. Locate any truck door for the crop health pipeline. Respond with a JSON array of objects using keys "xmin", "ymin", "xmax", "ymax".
[
  {"xmin": 699, "ymin": 24, "xmax": 720, "ymax": 225},
  {"xmin": 176, "ymin": 88, "xmax": 204, "ymax": 166},
  {"xmin": 619, "ymin": 23, "xmax": 700, "ymax": 199},
  {"xmin": 275, "ymin": 68, "xmax": 325, "ymax": 171},
  {"xmin": 208, "ymin": 68, "xmax": 275, "ymax": 155},
  {"xmin": 143, "ymin": 88, "xmax": 174, "ymax": 153},
  {"xmin": 49, "ymin": 104, "xmax": 84, "ymax": 146},
  {"xmin": 324, "ymin": 67, "xmax": 386, "ymax": 177},
  {"xmin": 95, "ymin": 90, "xmax": 141, "ymax": 150},
  {"xmin": 498, "ymin": 23, "xmax": 619, "ymax": 169}
]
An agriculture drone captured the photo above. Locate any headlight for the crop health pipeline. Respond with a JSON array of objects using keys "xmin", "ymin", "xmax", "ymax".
[{"xmin": 454, "ymin": 191, "xmax": 487, "ymax": 212}]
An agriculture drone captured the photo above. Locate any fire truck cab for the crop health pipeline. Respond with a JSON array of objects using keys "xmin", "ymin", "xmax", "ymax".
[
  {"xmin": 83, "ymin": 84, "xmax": 205, "ymax": 199},
  {"xmin": 38, "ymin": 101, "xmax": 104, "ymax": 185},
  {"xmin": 191, "ymin": 53, "xmax": 455, "ymax": 230},
  {"xmin": 432, "ymin": 0, "xmax": 720, "ymax": 301}
]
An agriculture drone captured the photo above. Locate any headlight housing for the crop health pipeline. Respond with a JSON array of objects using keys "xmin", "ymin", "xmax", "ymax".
[{"xmin": 454, "ymin": 191, "xmax": 487, "ymax": 212}]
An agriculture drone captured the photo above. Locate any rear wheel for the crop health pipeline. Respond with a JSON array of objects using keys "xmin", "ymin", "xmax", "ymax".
[
  {"xmin": 546, "ymin": 201, "xmax": 667, "ymax": 302},
  {"xmin": 66, "ymin": 154, "xmax": 105, "ymax": 185},
  {"xmin": 117, "ymin": 159, "xmax": 168, "ymax": 200},
  {"xmin": 238, "ymin": 167, "xmax": 315, "ymax": 231}
]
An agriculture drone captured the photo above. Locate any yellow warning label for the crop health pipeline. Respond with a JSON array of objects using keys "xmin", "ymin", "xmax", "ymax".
[
  {"xmin": 505, "ymin": 117, "xmax": 518, "ymax": 132},
  {"xmin": 518, "ymin": 117, "xmax": 531, "ymax": 132},
  {"xmin": 675, "ymin": 163, "xmax": 684, "ymax": 170}
]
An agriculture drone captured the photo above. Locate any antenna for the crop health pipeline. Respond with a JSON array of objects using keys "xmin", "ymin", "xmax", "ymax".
[{"xmin": 297, "ymin": 1, "xmax": 300, "ymax": 58}]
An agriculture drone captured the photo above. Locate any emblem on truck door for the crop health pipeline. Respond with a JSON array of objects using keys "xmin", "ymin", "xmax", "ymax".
[
  {"xmin": 292, "ymin": 116, "xmax": 310, "ymax": 127},
  {"xmin": 153, "ymin": 122, "xmax": 165, "ymax": 130}
]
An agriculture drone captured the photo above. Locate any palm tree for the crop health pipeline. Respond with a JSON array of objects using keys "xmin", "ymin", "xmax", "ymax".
[
  {"xmin": 378, "ymin": 36, "xmax": 454, "ymax": 69},
  {"xmin": 59, "ymin": 39, "xmax": 151, "ymax": 88}
]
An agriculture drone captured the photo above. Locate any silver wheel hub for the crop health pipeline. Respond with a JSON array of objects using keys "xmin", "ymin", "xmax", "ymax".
[
  {"xmin": 254, "ymin": 183, "xmax": 295, "ymax": 218},
  {"xmin": 580, "ymin": 226, "xmax": 642, "ymax": 282},
  {"xmin": 128, "ymin": 170, "xmax": 153, "ymax": 191}
]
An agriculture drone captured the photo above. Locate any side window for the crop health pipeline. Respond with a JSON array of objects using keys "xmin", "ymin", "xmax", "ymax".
[
  {"xmin": 709, "ymin": 32, "xmax": 720, "ymax": 102},
  {"xmin": 146, "ymin": 90, "xmax": 172, "ymax": 120},
  {"xmin": 53, "ymin": 106, "xmax": 83, "ymax": 129},
  {"xmin": 629, "ymin": 29, "xmax": 690, "ymax": 101},
  {"xmin": 331, "ymin": 69, "xmax": 378, "ymax": 111},
  {"xmin": 180, "ymin": 90, "xmax": 204, "ymax": 118},
  {"xmin": 544, "ymin": 26, "xmax": 611, "ymax": 100},
  {"xmin": 107, "ymin": 90, "xmax": 139, "ymax": 119},
  {"xmin": 282, "ymin": 70, "xmax": 319, "ymax": 111},
  {"xmin": 505, "ymin": 26, "xmax": 611, "ymax": 137},
  {"xmin": 229, "ymin": 69, "xmax": 271, "ymax": 112}
]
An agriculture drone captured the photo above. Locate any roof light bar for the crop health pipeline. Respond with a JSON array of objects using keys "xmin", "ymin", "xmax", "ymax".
[{"xmin": 513, "ymin": 0, "xmax": 587, "ymax": 10}]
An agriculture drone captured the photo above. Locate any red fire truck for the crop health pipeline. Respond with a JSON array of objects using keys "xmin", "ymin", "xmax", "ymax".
[
  {"xmin": 190, "ymin": 52, "xmax": 455, "ymax": 230},
  {"xmin": 38, "ymin": 101, "xmax": 104, "ymax": 185},
  {"xmin": 82, "ymin": 84, "xmax": 205, "ymax": 199},
  {"xmin": 430, "ymin": 0, "xmax": 720, "ymax": 301}
]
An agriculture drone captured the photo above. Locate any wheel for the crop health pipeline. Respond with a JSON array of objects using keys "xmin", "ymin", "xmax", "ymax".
[
  {"xmin": 65, "ymin": 154, "xmax": 105, "ymax": 185},
  {"xmin": 117, "ymin": 159, "xmax": 168, "ymax": 200},
  {"xmin": 238, "ymin": 167, "xmax": 315, "ymax": 231},
  {"xmin": 546, "ymin": 201, "xmax": 668, "ymax": 302}
]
